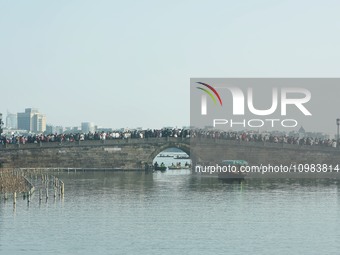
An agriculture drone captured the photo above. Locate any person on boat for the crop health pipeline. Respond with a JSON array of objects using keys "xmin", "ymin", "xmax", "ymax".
[
  {"xmin": 185, "ymin": 162, "xmax": 189, "ymax": 167},
  {"xmin": 171, "ymin": 163, "xmax": 175, "ymax": 167},
  {"xmin": 154, "ymin": 161, "xmax": 159, "ymax": 168},
  {"xmin": 160, "ymin": 162, "xmax": 165, "ymax": 167}
]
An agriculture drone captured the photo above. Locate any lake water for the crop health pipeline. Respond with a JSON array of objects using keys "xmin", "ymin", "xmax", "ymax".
[{"xmin": 1, "ymin": 170, "xmax": 340, "ymax": 255}]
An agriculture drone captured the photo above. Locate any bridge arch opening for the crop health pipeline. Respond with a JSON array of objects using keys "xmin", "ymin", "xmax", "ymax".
[{"xmin": 152, "ymin": 147, "xmax": 192, "ymax": 170}]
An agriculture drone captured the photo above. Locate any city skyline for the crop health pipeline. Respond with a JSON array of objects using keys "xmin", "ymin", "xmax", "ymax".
[{"xmin": 0, "ymin": 108, "xmax": 335, "ymax": 139}]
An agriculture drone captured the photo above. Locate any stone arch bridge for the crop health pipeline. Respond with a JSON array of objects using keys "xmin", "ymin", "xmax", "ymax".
[{"xmin": 0, "ymin": 137, "xmax": 339, "ymax": 170}]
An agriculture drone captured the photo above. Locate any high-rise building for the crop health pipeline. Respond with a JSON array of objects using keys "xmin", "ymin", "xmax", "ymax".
[
  {"xmin": 32, "ymin": 113, "xmax": 46, "ymax": 132},
  {"xmin": 17, "ymin": 109, "xmax": 34, "ymax": 131},
  {"xmin": 46, "ymin": 125, "xmax": 55, "ymax": 134},
  {"xmin": 46, "ymin": 125, "xmax": 63, "ymax": 134},
  {"xmin": 55, "ymin": 126, "xmax": 64, "ymax": 134},
  {"xmin": 17, "ymin": 108, "xmax": 46, "ymax": 132},
  {"xmin": 81, "ymin": 122, "xmax": 95, "ymax": 133},
  {"xmin": 6, "ymin": 112, "xmax": 17, "ymax": 129}
]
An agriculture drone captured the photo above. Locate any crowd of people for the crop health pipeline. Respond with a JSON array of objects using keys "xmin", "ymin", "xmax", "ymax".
[
  {"xmin": 0, "ymin": 128, "xmax": 190, "ymax": 145},
  {"xmin": 190, "ymin": 130, "xmax": 338, "ymax": 147},
  {"xmin": 0, "ymin": 128, "xmax": 338, "ymax": 148}
]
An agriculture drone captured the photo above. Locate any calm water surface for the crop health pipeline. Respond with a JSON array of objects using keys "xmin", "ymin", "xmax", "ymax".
[{"xmin": 1, "ymin": 170, "xmax": 340, "ymax": 255}]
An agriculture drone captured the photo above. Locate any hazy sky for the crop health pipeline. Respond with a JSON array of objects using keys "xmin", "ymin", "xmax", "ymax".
[{"xmin": 1, "ymin": 0, "xmax": 340, "ymax": 129}]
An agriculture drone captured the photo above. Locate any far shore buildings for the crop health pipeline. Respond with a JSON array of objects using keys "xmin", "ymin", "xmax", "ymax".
[
  {"xmin": 17, "ymin": 108, "xmax": 46, "ymax": 133},
  {"xmin": 81, "ymin": 122, "xmax": 95, "ymax": 133},
  {"xmin": 46, "ymin": 125, "xmax": 64, "ymax": 134},
  {"xmin": 6, "ymin": 112, "xmax": 17, "ymax": 129}
]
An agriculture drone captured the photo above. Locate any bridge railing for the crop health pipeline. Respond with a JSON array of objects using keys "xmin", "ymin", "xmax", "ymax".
[
  {"xmin": 0, "ymin": 137, "xmax": 339, "ymax": 153},
  {"xmin": 0, "ymin": 137, "xmax": 189, "ymax": 150}
]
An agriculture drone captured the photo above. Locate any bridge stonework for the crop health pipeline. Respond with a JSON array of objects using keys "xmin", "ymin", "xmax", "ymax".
[
  {"xmin": 0, "ymin": 138, "xmax": 339, "ymax": 170},
  {"xmin": 190, "ymin": 139, "xmax": 340, "ymax": 166},
  {"xmin": 0, "ymin": 138, "xmax": 191, "ymax": 170}
]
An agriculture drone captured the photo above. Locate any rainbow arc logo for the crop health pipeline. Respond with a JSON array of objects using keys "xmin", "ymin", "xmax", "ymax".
[{"xmin": 196, "ymin": 82, "xmax": 223, "ymax": 115}]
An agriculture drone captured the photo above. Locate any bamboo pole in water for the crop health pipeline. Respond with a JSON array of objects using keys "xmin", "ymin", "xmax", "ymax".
[{"xmin": 60, "ymin": 181, "xmax": 64, "ymax": 195}]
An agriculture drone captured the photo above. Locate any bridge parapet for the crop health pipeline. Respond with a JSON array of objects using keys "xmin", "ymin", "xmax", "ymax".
[
  {"xmin": 1, "ymin": 137, "xmax": 339, "ymax": 153},
  {"xmin": 0, "ymin": 137, "xmax": 339, "ymax": 170},
  {"xmin": 0, "ymin": 137, "xmax": 190, "ymax": 150}
]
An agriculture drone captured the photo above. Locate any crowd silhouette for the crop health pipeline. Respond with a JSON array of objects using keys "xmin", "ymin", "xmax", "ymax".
[{"xmin": 0, "ymin": 128, "xmax": 338, "ymax": 148}]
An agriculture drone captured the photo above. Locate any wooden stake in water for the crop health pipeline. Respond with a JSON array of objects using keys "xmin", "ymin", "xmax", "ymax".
[
  {"xmin": 13, "ymin": 192, "xmax": 16, "ymax": 204},
  {"xmin": 61, "ymin": 182, "xmax": 64, "ymax": 195}
]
